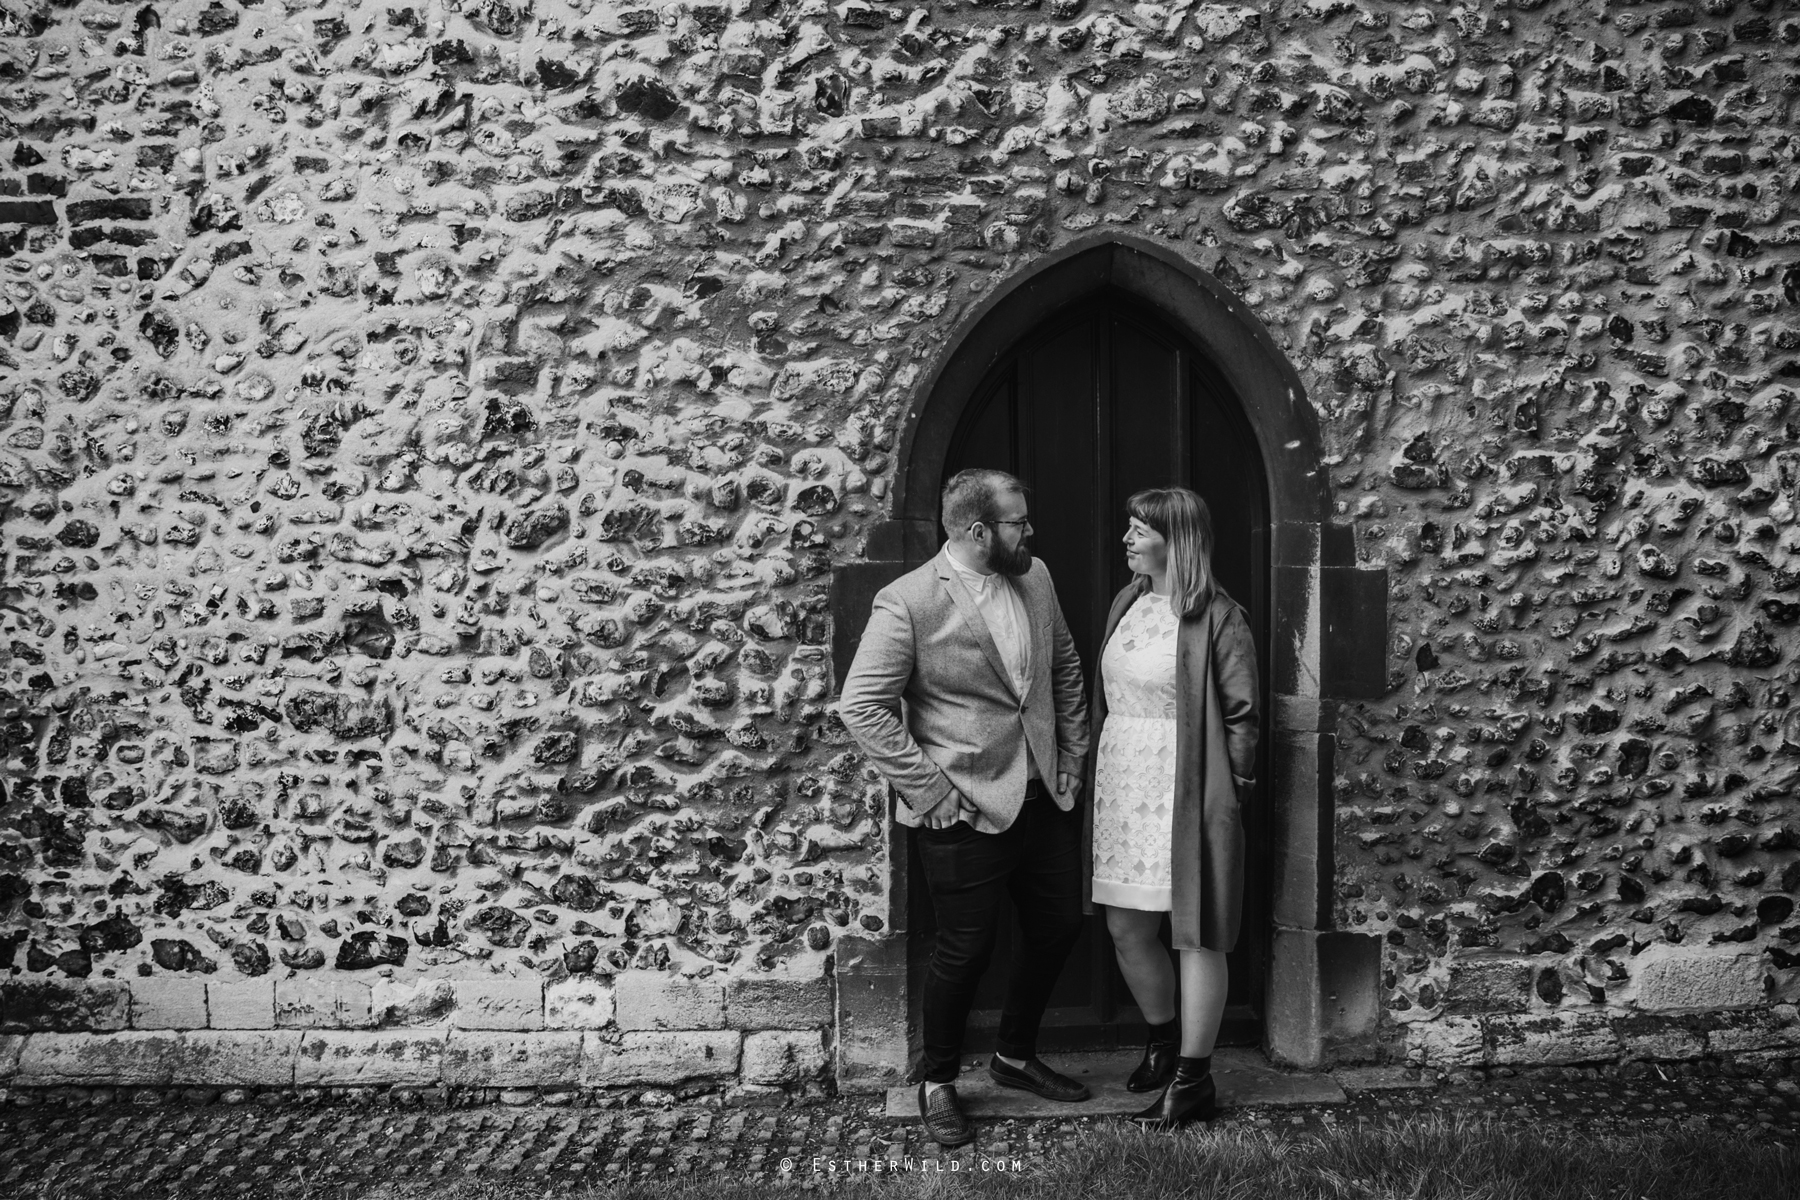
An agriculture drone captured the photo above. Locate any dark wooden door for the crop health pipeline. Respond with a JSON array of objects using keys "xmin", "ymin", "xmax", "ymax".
[{"xmin": 909, "ymin": 292, "xmax": 1272, "ymax": 1053}]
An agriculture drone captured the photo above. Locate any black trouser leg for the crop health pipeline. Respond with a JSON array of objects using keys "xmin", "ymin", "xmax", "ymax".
[
  {"xmin": 995, "ymin": 795, "xmax": 1085, "ymax": 1062},
  {"xmin": 913, "ymin": 820, "xmax": 1019, "ymax": 1083}
]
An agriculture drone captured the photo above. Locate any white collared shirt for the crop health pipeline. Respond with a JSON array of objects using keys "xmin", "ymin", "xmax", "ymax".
[
  {"xmin": 945, "ymin": 544, "xmax": 1032, "ymax": 693},
  {"xmin": 945, "ymin": 545, "xmax": 1040, "ymax": 782}
]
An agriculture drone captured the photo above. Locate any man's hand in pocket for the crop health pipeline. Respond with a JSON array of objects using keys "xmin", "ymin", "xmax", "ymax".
[{"xmin": 921, "ymin": 788, "xmax": 973, "ymax": 829}]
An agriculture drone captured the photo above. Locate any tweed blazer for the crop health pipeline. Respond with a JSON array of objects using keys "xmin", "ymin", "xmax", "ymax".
[
  {"xmin": 837, "ymin": 548, "xmax": 1090, "ymax": 834},
  {"xmin": 1082, "ymin": 580, "xmax": 1260, "ymax": 952}
]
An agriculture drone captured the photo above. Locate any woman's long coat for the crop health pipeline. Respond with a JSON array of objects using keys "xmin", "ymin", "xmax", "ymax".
[{"xmin": 1080, "ymin": 580, "xmax": 1262, "ymax": 953}]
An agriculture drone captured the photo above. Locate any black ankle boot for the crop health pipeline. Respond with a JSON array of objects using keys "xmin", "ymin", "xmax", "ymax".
[
  {"xmin": 1131, "ymin": 1055, "xmax": 1217, "ymax": 1128},
  {"xmin": 1126, "ymin": 1019, "xmax": 1180, "ymax": 1093}
]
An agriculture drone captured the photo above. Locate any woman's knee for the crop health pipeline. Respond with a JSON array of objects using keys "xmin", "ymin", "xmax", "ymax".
[{"xmin": 1104, "ymin": 907, "xmax": 1163, "ymax": 951}]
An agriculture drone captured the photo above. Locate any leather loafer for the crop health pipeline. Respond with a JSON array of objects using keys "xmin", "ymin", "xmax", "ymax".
[
  {"xmin": 918, "ymin": 1081, "xmax": 976, "ymax": 1147},
  {"xmin": 988, "ymin": 1056, "xmax": 1092, "ymax": 1102}
]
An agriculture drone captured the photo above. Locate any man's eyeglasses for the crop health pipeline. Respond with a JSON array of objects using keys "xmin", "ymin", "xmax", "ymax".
[{"xmin": 973, "ymin": 517, "xmax": 1032, "ymax": 533}]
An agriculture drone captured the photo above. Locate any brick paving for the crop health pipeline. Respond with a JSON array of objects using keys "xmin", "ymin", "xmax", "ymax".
[{"xmin": 2, "ymin": 1070, "xmax": 1797, "ymax": 1197}]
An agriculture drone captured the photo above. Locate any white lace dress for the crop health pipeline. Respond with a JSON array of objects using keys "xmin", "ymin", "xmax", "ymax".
[{"xmin": 1091, "ymin": 592, "xmax": 1180, "ymax": 912}]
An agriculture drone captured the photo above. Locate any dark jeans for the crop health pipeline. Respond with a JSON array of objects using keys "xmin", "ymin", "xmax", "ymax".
[{"xmin": 912, "ymin": 788, "xmax": 1085, "ymax": 1083}]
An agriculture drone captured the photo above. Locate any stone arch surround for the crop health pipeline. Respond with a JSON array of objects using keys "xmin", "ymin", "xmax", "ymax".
[{"xmin": 829, "ymin": 234, "xmax": 1390, "ymax": 1087}]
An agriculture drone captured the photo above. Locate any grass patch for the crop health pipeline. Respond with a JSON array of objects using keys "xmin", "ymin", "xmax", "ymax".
[{"xmin": 341, "ymin": 1111, "xmax": 1796, "ymax": 1200}]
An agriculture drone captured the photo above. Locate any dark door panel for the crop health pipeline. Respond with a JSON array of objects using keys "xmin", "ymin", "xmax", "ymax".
[
  {"xmin": 911, "ymin": 291, "xmax": 1271, "ymax": 1052},
  {"xmin": 1019, "ymin": 311, "xmax": 1101, "ymax": 677}
]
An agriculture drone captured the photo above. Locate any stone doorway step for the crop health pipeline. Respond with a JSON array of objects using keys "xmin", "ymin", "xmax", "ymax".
[{"xmin": 882, "ymin": 1048, "xmax": 1350, "ymax": 1119}]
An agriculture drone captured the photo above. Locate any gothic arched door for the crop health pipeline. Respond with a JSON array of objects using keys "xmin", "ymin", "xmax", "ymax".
[{"xmin": 909, "ymin": 290, "xmax": 1273, "ymax": 1052}]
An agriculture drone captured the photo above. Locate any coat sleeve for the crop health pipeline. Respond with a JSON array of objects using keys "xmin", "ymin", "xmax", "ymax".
[
  {"xmin": 1214, "ymin": 606, "xmax": 1260, "ymax": 791},
  {"xmin": 1048, "ymin": 583, "xmax": 1091, "ymax": 778},
  {"xmin": 836, "ymin": 587, "xmax": 957, "ymax": 813}
]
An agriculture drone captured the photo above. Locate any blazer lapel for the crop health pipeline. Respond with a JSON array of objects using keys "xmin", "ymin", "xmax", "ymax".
[{"xmin": 935, "ymin": 552, "xmax": 1018, "ymax": 698}]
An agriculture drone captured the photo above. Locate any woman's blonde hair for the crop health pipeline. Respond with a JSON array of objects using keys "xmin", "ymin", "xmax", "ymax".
[{"xmin": 1127, "ymin": 487, "xmax": 1215, "ymax": 619}]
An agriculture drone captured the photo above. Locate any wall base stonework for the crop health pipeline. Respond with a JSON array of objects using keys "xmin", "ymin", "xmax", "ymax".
[
  {"xmin": 3, "ymin": 1039, "xmax": 1797, "ymax": 1108},
  {"xmin": 0, "ymin": 1028, "xmax": 833, "ymax": 1094},
  {"xmin": 1385, "ymin": 945, "xmax": 1800, "ymax": 1070},
  {"xmin": 1400, "ymin": 1005, "xmax": 1800, "ymax": 1070},
  {"xmin": 0, "ymin": 964, "xmax": 833, "ymax": 1093}
]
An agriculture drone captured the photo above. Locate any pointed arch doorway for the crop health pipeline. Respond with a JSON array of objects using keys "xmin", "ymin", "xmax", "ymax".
[
  {"xmin": 831, "ymin": 236, "xmax": 1387, "ymax": 1083},
  {"xmin": 938, "ymin": 292, "xmax": 1272, "ymax": 1050}
]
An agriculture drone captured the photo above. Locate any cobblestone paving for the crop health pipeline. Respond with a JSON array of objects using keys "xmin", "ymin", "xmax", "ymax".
[{"xmin": 3, "ymin": 1073, "xmax": 1797, "ymax": 1198}]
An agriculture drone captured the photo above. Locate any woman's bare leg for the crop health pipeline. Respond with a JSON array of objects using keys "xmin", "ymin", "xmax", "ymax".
[
  {"xmin": 1103, "ymin": 905, "xmax": 1176, "ymax": 1025},
  {"xmin": 1178, "ymin": 947, "xmax": 1229, "ymax": 1058}
]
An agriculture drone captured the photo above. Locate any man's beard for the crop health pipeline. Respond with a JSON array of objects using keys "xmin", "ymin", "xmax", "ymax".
[{"xmin": 987, "ymin": 538, "xmax": 1033, "ymax": 577}]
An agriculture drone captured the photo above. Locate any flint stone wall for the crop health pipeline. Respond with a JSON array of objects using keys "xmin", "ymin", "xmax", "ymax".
[{"xmin": 2, "ymin": 0, "xmax": 1800, "ymax": 1086}]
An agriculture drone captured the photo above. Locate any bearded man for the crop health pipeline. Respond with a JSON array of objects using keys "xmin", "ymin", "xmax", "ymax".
[{"xmin": 838, "ymin": 468, "xmax": 1093, "ymax": 1146}]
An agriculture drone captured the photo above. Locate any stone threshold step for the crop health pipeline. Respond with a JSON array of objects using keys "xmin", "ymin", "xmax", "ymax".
[{"xmin": 882, "ymin": 1048, "xmax": 1348, "ymax": 1119}]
